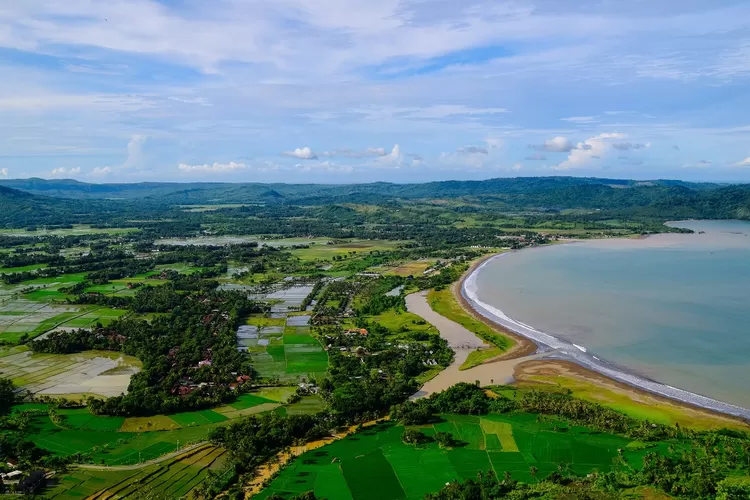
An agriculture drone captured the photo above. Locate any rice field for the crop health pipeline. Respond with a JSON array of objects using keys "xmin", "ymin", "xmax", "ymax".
[
  {"xmin": 0, "ymin": 348, "xmax": 141, "ymax": 397},
  {"xmin": 43, "ymin": 444, "xmax": 228, "ymax": 499},
  {"xmin": 0, "ymin": 283, "xmax": 127, "ymax": 343},
  {"xmin": 247, "ymin": 322, "xmax": 329, "ymax": 381},
  {"xmin": 10, "ymin": 388, "xmax": 294, "ymax": 469},
  {"xmin": 255, "ymin": 413, "xmax": 640, "ymax": 500}
]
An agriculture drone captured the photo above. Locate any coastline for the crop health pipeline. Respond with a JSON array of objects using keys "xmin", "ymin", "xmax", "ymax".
[
  {"xmin": 456, "ymin": 249, "xmax": 750, "ymax": 423},
  {"xmin": 452, "ymin": 254, "xmax": 537, "ymax": 361}
]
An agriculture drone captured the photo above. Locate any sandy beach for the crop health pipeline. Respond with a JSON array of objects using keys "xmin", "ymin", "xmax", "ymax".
[{"xmin": 457, "ymin": 250, "xmax": 750, "ymax": 422}]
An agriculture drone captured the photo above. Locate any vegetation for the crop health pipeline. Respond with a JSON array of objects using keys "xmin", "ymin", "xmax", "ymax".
[{"xmin": 0, "ymin": 177, "xmax": 748, "ymax": 498}]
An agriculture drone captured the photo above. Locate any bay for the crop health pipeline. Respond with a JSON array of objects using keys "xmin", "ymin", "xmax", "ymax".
[{"xmin": 473, "ymin": 220, "xmax": 750, "ymax": 409}]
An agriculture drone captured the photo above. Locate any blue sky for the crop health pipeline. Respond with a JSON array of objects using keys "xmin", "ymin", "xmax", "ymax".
[{"xmin": 2, "ymin": 0, "xmax": 750, "ymax": 183}]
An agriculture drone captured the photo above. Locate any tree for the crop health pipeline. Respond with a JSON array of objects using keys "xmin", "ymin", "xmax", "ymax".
[
  {"xmin": 434, "ymin": 431, "xmax": 455, "ymax": 449},
  {"xmin": 717, "ymin": 477, "xmax": 750, "ymax": 499},
  {"xmin": 0, "ymin": 378, "xmax": 15, "ymax": 415},
  {"xmin": 529, "ymin": 466, "xmax": 538, "ymax": 481},
  {"xmin": 401, "ymin": 429, "xmax": 427, "ymax": 445}
]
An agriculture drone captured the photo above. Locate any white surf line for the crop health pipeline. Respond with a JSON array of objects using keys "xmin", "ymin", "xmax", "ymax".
[{"xmin": 463, "ymin": 253, "xmax": 750, "ymax": 421}]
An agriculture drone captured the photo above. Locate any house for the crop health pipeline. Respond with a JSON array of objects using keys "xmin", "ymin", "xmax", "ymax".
[
  {"xmin": 344, "ymin": 328, "xmax": 368, "ymax": 336},
  {"xmin": 236, "ymin": 375, "xmax": 251, "ymax": 383},
  {"xmin": 198, "ymin": 360, "xmax": 212, "ymax": 368},
  {"xmin": 1, "ymin": 470, "xmax": 23, "ymax": 481}
]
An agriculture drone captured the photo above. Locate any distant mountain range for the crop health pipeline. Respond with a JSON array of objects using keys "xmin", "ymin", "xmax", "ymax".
[{"xmin": 0, "ymin": 177, "xmax": 749, "ymax": 226}]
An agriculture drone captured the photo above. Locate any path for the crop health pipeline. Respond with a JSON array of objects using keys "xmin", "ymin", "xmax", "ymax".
[
  {"xmin": 406, "ymin": 291, "xmax": 539, "ymax": 398},
  {"xmin": 75, "ymin": 441, "xmax": 208, "ymax": 471}
]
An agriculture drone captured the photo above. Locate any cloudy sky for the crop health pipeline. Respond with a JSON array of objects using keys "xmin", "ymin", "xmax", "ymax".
[{"xmin": 2, "ymin": 0, "xmax": 750, "ymax": 183}]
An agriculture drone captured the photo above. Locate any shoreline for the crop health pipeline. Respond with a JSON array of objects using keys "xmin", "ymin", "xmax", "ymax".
[{"xmin": 457, "ymin": 249, "xmax": 750, "ymax": 423}]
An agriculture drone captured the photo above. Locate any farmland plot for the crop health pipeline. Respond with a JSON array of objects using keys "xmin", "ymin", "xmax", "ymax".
[{"xmin": 256, "ymin": 414, "xmax": 637, "ymax": 500}]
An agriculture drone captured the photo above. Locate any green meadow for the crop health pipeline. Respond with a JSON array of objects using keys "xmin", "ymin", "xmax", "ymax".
[{"xmin": 255, "ymin": 413, "xmax": 651, "ymax": 500}]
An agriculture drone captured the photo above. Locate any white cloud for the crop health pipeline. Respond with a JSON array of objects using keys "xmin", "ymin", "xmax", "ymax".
[
  {"xmin": 561, "ymin": 116, "xmax": 597, "ymax": 123},
  {"xmin": 733, "ymin": 157, "xmax": 750, "ymax": 167},
  {"xmin": 612, "ymin": 142, "xmax": 649, "ymax": 151},
  {"xmin": 512, "ymin": 163, "xmax": 523, "ymax": 171},
  {"xmin": 485, "ymin": 138, "xmax": 504, "ymax": 149},
  {"xmin": 178, "ymin": 162, "xmax": 247, "ymax": 173},
  {"xmin": 0, "ymin": 168, "xmax": 8, "ymax": 177},
  {"xmin": 91, "ymin": 166, "xmax": 113, "ymax": 176},
  {"xmin": 374, "ymin": 145, "xmax": 404, "ymax": 168},
  {"xmin": 123, "ymin": 135, "xmax": 147, "ymax": 169},
  {"xmin": 50, "ymin": 167, "xmax": 82, "ymax": 177},
  {"xmin": 321, "ymin": 147, "xmax": 387, "ymax": 158},
  {"xmin": 555, "ymin": 133, "xmax": 626, "ymax": 170},
  {"xmin": 282, "ymin": 147, "xmax": 318, "ymax": 160},
  {"xmin": 532, "ymin": 136, "xmax": 574, "ymax": 153}
]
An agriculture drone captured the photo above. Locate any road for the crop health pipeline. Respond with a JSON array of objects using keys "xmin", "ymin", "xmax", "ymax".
[{"xmin": 75, "ymin": 441, "xmax": 209, "ymax": 471}]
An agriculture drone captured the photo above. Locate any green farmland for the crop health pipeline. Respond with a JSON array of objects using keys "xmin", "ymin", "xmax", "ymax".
[
  {"xmin": 9, "ymin": 390, "xmax": 287, "ymax": 468},
  {"xmin": 256, "ymin": 413, "xmax": 643, "ymax": 500},
  {"xmin": 245, "ymin": 320, "xmax": 329, "ymax": 381},
  {"xmin": 44, "ymin": 444, "xmax": 228, "ymax": 499}
]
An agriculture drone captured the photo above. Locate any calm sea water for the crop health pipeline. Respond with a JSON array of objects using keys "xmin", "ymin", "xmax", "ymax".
[{"xmin": 474, "ymin": 220, "xmax": 750, "ymax": 408}]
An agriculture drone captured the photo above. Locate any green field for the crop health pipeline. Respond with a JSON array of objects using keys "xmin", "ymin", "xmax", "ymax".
[
  {"xmin": 256, "ymin": 413, "xmax": 643, "ymax": 500},
  {"xmin": 43, "ymin": 444, "xmax": 228, "ymax": 499},
  {"xmin": 289, "ymin": 240, "xmax": 400, "ymax": 262},
  {"xmin": 249, "ymin": 328, "xmax": 329, "ymax": 381},
  {"xmin": 8, "ymin": 388, "xmax": 293, "ymax": 467}
]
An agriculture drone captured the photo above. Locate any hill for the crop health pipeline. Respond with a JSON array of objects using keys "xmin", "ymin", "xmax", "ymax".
[{"xmin": 1, "ymin": 177, "xmax": 749, "ymax": 224}]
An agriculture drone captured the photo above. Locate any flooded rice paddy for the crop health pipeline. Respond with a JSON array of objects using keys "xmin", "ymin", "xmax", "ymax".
[{"xmin": 0, "ymin": 348, "xmax": 141, "ymax": 397}]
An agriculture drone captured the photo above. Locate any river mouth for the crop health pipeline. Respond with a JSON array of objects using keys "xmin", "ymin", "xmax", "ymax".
[{"xmin": 464, "ymin": 220, "xmax": 750, "ymax": 418}]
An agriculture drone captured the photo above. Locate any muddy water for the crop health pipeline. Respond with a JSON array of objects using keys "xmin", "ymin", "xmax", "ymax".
[{"xmin": 405, "ymin": 292, "xmax": 536, "ymax": 398}]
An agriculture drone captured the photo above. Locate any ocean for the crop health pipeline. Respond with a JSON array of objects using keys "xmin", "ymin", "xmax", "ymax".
[{"xmin": 471, "ymin": 220, "xmax": 750, "ymax": 410}]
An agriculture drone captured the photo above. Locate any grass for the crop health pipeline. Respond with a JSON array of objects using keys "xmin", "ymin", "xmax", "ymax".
[
  {"xmin": 385, "ymin": 260, "xmax": 435, "ymax": 277},
  {"xmin": 288, "ymin": 240, "xmax": 399, "ymax": 262},
  {"xmin": 256, "ymin": 413, "xmax": 647, "ymax": 500},
  {"xmin": 369, "ymin": 309, "xmax": 438, "ymax": 336},
  {"xmin": 427, "ymin": 287, "xmax": 514, "ymax": 357},
  {"xmin": 285, "ymin": 395, "xmax": 327, "ymax": 415},
  {"xmin": 461, "ymin": 348, "xmax": 505, "ymax": 370},
  {"xmin": 121, "ymin": 415, "xmax": 181, "ymax": 432},
  {"xmin": 516, "ymin": 372, "xmax": 750, "ymax": 432},
  {"xmin": 228, "ymin": 393, "xmax": 276, "ymax": 410},
  {"xmin": 0, "ymin": 263, "xmax": 48, "ymax": 273}
]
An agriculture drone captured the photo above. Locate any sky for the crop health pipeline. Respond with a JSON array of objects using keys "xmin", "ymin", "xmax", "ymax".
[{"xmin": 1, "ymin": 0, "xmax": 750, "ymax": 184}]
